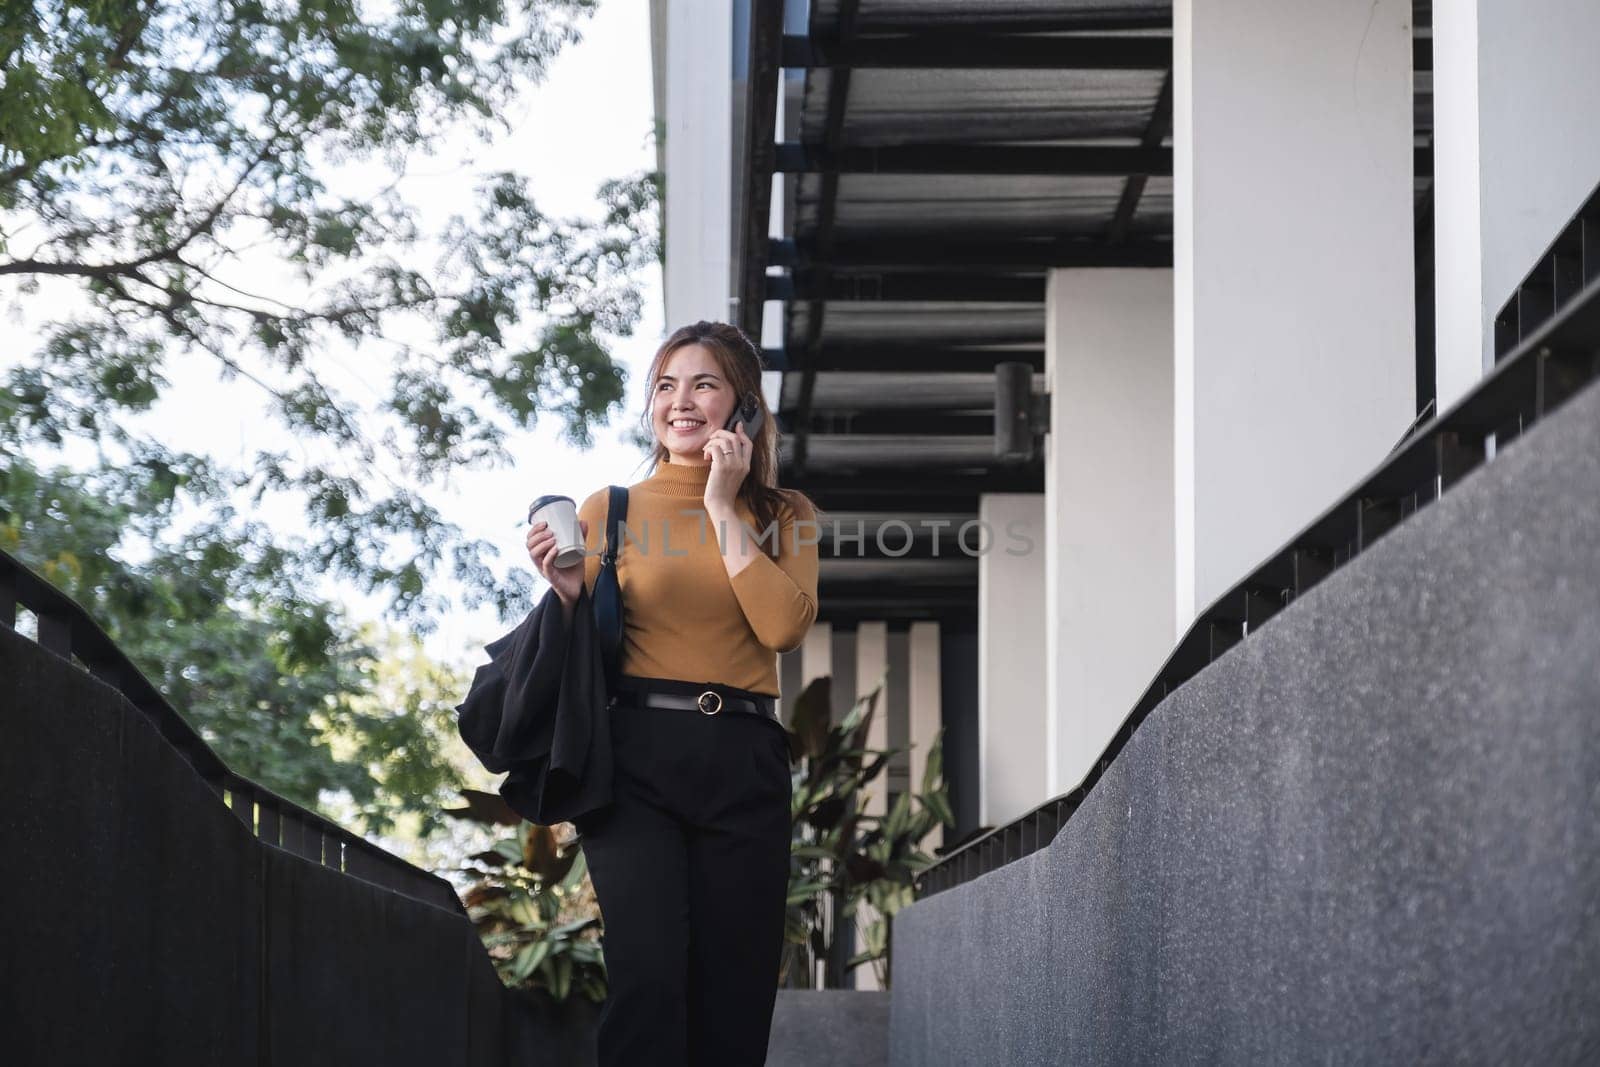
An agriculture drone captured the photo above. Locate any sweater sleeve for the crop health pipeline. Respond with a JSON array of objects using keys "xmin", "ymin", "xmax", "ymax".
[
  {"xmin": 576, "ymin": 487, "xmax": 609, "ymax": 599},
  {"xmin": 728, "ymin": 492, "xmax": 820, "ymax": 653}
]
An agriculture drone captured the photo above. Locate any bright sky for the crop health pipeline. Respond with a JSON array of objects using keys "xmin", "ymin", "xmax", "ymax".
[{"xmin": 0, "ymin": 0, "xmax": 665, "ymax": 670}]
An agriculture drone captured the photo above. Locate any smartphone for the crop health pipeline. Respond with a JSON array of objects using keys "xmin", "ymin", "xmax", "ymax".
[{"xmin": 723, "ymin": 390, "xmax": 764, "ymax": 439}]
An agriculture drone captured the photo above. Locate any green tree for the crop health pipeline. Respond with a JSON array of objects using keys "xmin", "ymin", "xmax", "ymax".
[
  {"xmin": 0, "ymin": 1, "xmax": 661, "ymax": 829},
  {"xmin": 0, "ymin": 452, "xmax": 467, "ymax": 830},
  {"xmin": 1, "ymin": 0, "xmax": 660, "ymax": 624}
]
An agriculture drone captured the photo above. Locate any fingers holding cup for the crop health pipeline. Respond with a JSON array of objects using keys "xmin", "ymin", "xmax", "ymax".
[{"xmin": 526, "ymin": 520, "xmax": 558, "ymax": 579}]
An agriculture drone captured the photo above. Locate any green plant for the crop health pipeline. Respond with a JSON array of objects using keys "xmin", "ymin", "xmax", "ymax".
[
  {"xmin": 780, "ymin": 675, "xmax": 954, "ymax": 989},
  {"xmin": 446, "ymin": 790, "xmax": 607, "ymax": 1003}
]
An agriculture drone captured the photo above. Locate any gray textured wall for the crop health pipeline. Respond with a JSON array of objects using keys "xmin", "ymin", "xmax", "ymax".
[
  {"xmin": 768, "ymin": 991, "xmax": 889, "ymax": 1067},
  {"xmin": 889, "ymin": 378, "xmax": 1600, "ymax": 1065},
  {"xmin": 0, "ymin": 625, "xmax": 589, "ymax": 1065}
]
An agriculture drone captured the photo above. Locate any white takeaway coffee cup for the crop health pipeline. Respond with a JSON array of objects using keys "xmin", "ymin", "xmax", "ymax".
[{"xmin": 527, "ymin": 494, "xmax": 586, "ymax": 569}]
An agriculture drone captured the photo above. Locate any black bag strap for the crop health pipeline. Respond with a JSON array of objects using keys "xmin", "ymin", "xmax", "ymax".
[
  {"xmin": 602, "ymin": 485, "xmax": 627, "ymax": 565},
  {"xmin": 594, "ymin": 485, "xmax": 628, "ymax": 685}
]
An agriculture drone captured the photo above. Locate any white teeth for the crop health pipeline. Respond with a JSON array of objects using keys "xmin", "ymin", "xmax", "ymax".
[{"xmin": 670, "ymin": 419, "xmax": 704, "ymax": 429}]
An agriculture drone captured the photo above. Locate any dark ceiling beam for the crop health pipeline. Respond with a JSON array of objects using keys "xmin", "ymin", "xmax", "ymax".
[
  {"xmin": 811, "ymin": 14, "xmax": 1171, "ymax": 34},
  {"xmin": 1107, "ymin": 72, "xmax": 1173, "ymax": 245},
  {"xmin": 782, "ymin": 33, "xmax": 1171, "ymax": 70},
  {"xmin": 794, "ymin": 412, "xmax": 998, "ymax": 436},
  {"xmin": 819, "ymin": 589, "xmax": 979, "ymax": 617},
  {"xmin": 769, "ymin": 345, "xmax": 1044, "ymax": 373},
  {"xmin": 771, "ymin": 272, "xmax": 1046, "ymax": 302},
  {"xmin": 816, "ymin": 541, "xmax": 978, "ymax": 564},
  {"xmin": 792, "ymin": 0, "xmax": 861, "ymax": 479},
  {"xmin": 776, "ymin": 146, "xmax": 1428, "ymax": 187},
  {"xmin": 775, "ymin": 143, "xmax": 1171, "ymax": 176},
  {"xmin": 781, "ymin": 33, "xmax": 1431, "ymax": 73},
  {"xmin": 811, "ymin": 513, "xmax": 980, "ymax": 560},
  {"xmin": 817, "ymin": 598, "xmax": 977, "ymax": 626},
  {"xmin": 807, "ymin": 489, "xmax": 991, "ymax": 513},
  {"xmin": 792, "ymin": 467, "xmax": 1043, "ymax": 504},
  {"xmin": 771, "ymin": 236, "xmax": 1172, "ymax": 271},
  {"xmin": 820, "ymin": 561, "xmax": 978, "ymax": 584},
  {"xmin": 735, "ymin": 0, "xmax": 787, "ymax": 337}
]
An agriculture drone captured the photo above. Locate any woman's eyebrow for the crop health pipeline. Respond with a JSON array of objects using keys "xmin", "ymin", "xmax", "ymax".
[{"xmin": 658, "ymin": 372, "xmax": 722, "ymax": 382}]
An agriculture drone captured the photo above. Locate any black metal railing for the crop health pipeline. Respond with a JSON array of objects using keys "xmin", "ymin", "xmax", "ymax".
[
  {"xmin": 0, "ymin": 548, "xmax": 461, "ymax": 913},
  {"xmin": 1495, "ymin": 183, "xmax": 1600, "ymax": 361},
  {"xmin": 916, "ymin": 188, "xmax": 1600, "ymax": 899}
]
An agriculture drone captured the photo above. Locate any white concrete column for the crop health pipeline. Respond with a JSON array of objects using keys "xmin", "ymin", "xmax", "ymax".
[
  {"xmin": 1174, "ymin": 0, "xmax": 1416, "ymax": 625},
  {"xmin": 907, "ymin": 621, "xmax": 943, "ymax": 849},
  {"xmin": 664, "ymin": 0, "xmax": 733, "ymax": 325},
  {"xmin": 800, "ymin": 621, "xmax": 832, "ymax": 693},
  {"xmin": 1044, "ymin": 269, "xmax": 1177, "ymax": 795},
  {"xmin": 778, "ymin": 648, "xmax": 797, "ymax": 706},
  {"xmin": 977, "ymin": 494, "xmax": 1047, "ymax": 826},
  {"xmin": 1432, "ymin": 0, "xmax": 1485, "ymax": 410},
  {"xmin": 853, "ymin": 621, "xmax": 889, "ymax": 993},
  {"xmin": 1475, "ymin": 0, "xmax": 1600, "ymax": 359},
  {"xmin": 854, "ymin": 621, "xmax": 890, "ymax": 818}
]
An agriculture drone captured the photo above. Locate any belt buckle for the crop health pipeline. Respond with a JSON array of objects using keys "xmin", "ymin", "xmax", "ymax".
[{"xmin": 697, "ymin": 689, "xmax": 723, "ymax": 716}]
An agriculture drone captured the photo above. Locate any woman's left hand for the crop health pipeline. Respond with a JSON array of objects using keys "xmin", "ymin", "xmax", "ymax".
[{"xmin": 702, "ymin": 421, "xmax": 751, "ymax": 512}]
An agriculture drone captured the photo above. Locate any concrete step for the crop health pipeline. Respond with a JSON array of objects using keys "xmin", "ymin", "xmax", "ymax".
[{"xmin": 767, "ymin": 991, "xmax": 890, "ymax": 1067}]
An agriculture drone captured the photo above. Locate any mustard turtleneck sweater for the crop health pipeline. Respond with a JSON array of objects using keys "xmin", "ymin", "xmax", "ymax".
[{"xmin": 575, "ymin": 459, "xmax": 819, "ymax": 697}]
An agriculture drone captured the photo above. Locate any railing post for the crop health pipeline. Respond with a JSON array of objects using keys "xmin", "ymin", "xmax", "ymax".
[
  {"xmin": 36, "ymin": 610, "xmax": 72, "ymax": 658},
  {"xmin": 1243, "ymin": 585, "xmax": 1282, "ymax": 634},
  {"xmin": 226, "ymin": 778, "xmax": 255, "ymax": 831},
  {"xmin": 1291, "ymin": 547, "xmax": 1332, "ymax": 597},
  {"xmin": 259, "ymin": 801, "xmax": 281, "ymax": 849},
  {"xmin": 1356, "ymin": 496, "xmax": 1402, "ymax": 552},
  {"xmin": 1435, "ymin": 430, "xmax": 1484, "ymax": 493}
]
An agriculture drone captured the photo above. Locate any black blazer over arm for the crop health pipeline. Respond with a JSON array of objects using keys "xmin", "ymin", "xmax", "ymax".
[{"xmin": 454, "ymin": 583, "xmax": 614, "ymax": 825}]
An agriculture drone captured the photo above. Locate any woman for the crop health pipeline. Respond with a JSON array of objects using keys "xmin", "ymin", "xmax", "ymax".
[{"xmin": 523, "ymin": 320, "xmax": 821, "ymax": 1066}]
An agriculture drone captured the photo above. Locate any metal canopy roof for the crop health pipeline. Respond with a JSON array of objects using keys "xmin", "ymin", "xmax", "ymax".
[{"xmin": 736, "ymin": 0, "xmax": 1436, "ymax": 624}]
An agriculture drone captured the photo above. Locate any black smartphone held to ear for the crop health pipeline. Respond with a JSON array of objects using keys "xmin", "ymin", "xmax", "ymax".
[{"xmin": 723, "ymin": 390, "xmax": 764, "ymax": 439}]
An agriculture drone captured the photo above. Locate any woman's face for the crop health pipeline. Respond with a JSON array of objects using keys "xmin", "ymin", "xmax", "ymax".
[{"xmin": 652, "ymin": 342, "xmax": 736, "ymax": 466}]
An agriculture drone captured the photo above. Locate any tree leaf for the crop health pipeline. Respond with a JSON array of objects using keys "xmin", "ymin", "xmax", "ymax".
[
  {"xmin": 787, "ymin": 675, "xmax": 832, "ymax": 759},
  {"xmin": 445, "ymin": 788, "xmax": 523, "ymax": 827}
]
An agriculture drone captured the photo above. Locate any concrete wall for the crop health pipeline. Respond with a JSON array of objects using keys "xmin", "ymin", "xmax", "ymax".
[
  {"xmin": 1174, "ymin": 0, "xmax": 1416, "ymax": 623},
  {"xmin": 768, "ymin": 992, "xmax": 889, "ymax": 1067},
  {"xmin": 1044, "ymin": 268, "xmax": 1176, "ymax": 796},
  {"xmin": 1477, "ymin": 0, "xmax": 1600, "ymax": 356},
  {"xmin": 663, "ymin": 0, "xmax": 734, "ymax": 325},
  {"xmin": 0, "ymin": 628, "xmax": 582, "ymax": 1066},
  {"xmin": 1434, "ymin": 0, "xmax": 1600, "ymax": 406},
  {"xmin": 977, "ymin": 493, "xmax": 1047, "ymax": 826},
  {"xmin": 888, "ymin": 375, "xmax": 1600, "ymax": 1064}
]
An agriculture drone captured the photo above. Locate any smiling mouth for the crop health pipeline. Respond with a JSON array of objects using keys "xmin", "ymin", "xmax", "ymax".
[{"xmin": 668, "ymin": 419, "xmax": 705, "ymax": 432}]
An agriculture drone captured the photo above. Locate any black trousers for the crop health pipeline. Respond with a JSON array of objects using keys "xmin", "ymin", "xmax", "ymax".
[{"xmin": 578, "ymin": 677, "xmax": 792, "ymax": 1067}]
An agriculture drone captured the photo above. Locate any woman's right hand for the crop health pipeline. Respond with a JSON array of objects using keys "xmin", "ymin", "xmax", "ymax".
[{"xmin": 526, "ymin": 518, "xmax": 589, "ymax": 606}]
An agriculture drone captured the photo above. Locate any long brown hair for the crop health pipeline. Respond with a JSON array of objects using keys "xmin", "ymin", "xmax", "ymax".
[{"xmin": 637, "ymin": 320, "xmax": 820, "ymax": 559}]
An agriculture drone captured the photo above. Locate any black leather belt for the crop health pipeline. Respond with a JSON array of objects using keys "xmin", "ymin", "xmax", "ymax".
[{"xmin": 611, "ymin": 675, "xmax": 777, "ymax": 722}]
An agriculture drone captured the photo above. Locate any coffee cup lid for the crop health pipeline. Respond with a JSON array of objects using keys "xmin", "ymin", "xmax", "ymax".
[{"xmin": 528, "ymin": 494, "xmax": 575, "ymax": 519}]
